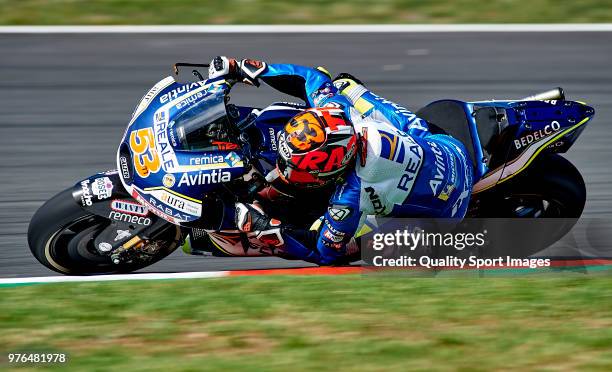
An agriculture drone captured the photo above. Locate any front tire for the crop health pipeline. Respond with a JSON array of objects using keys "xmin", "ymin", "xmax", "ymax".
[{"xmin": 28, "ymin": 188, "xmax": 181, "ymax": 275}]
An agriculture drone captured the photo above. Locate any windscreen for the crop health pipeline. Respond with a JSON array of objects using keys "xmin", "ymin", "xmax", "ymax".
[{"xmin": 169, "ymin": 91, "xmax": 232, "ymax": 151}]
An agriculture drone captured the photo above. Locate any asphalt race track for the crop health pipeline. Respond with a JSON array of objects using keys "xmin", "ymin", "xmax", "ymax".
[{"xmin": 1, "ymin": 32, "xmax": 611, "ymax": 277}]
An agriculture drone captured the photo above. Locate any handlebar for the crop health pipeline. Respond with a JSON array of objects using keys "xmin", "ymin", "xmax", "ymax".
[{"xmin": 172, "ymin": 62, "xmax": 210, "ymax": 76}]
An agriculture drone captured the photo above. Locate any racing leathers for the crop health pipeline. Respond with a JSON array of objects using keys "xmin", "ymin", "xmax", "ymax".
[{"xmin": 214, "ymin": 59, "xmax": 474, "ymax": 265}]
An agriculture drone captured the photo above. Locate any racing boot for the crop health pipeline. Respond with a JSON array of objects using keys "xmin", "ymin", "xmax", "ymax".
[{"xmin": 181, "ymin": 229, "xmax": 225, "ymax": 256}]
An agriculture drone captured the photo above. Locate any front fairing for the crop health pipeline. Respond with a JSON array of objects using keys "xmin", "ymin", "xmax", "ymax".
[{"xmin": 117, "ymin": 77, "xmax": 246, "ymax": 225}]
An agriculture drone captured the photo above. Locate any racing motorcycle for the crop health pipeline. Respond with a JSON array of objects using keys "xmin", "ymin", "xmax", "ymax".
[{"xmin": 27, "ymin": 63, "xmax": 595, "ymax": 274}]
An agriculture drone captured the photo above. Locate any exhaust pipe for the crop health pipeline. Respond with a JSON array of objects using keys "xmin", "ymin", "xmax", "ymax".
[{"xmin": 521, "ymin": 87, "xmax": 565, "ymax": 101}]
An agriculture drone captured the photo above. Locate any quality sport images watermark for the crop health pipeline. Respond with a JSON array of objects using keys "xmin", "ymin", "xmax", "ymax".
[
  {"xmin": 371, "ymin": 228, "xmax": 550, "ymax": 269},
  {"xmin": 359, "ymin": 218, "xmax": 612, "ymax": 274}
]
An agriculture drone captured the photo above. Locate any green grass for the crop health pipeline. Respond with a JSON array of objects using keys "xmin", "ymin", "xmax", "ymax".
[
  {"xmin": 1, "ymin": 0, "xmax": 612, "ymax": 25},
  {"xmin": 1, "ymin": 276, "xmax": 612, "ymax": 371}
]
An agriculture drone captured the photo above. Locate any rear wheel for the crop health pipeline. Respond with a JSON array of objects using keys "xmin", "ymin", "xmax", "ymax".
[
  {"xmin": 472, "ymin": 154, "xmax": 586, "ymax": 255},
  {"xmin": 28, "ymin": 188, "xmax": 181, "ymax": 275},
  {"xmin": 477, "ymin": 154, "xmax": 586, "ymax": 218}
]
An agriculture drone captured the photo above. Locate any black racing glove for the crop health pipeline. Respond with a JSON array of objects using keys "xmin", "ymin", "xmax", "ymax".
[{"xmin": 208, "ymin": 56, "xmax": 267, "ymax": 86}]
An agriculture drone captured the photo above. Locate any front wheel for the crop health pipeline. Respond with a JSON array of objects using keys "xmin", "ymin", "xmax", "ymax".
[{"xmin": 28, "ymin": 188, "xmax": 182, "ymax": 275}]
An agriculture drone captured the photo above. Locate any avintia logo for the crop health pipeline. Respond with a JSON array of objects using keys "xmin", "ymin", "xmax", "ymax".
[{"xmin": 178, "ymin": 169, "xmax": 232, "ymax": 187}]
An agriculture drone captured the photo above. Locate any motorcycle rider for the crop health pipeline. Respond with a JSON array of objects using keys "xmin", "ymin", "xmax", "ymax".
[{"xmin": 207, "ymin": 56, "xmax": 474, "ymax": 265}]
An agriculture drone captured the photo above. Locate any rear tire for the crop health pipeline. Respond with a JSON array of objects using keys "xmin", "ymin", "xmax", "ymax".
[
  {"xmin": 473, "ymin": 154, "xmax": 586, "ymax": 255},
  {"xmin": 28, "ymin": 188, "xmax": 181, "ymax": 275},
  {"xmin": 479, "ymin": 154, "xmax": 586, "ymax": 218}
]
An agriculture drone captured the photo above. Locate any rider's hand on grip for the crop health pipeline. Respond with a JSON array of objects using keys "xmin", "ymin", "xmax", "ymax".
[
  {"xmin": 208, "ymin": 56, "xmax": 239, "ymax": 81},
  {"xmin": 208, "ymin": 56, "xmax": 267, "ymax": 86}
]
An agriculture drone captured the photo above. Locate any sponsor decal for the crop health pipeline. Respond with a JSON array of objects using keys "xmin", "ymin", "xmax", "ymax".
[
  {"xmin": 396, "ymin": 146, "xmax": 423, "ymax": 192},
  {"xmin": 322, "ymin": 240, "xmax": 343, "ymax": 250},
  {"xmin": 168, "ymin": 121, "xmax": 178, "ymax": 147},
  {"xmin": 91, "ymin": 177, "xmax": 114, "ymax": 200},
  {"xmin": 255, "ymin": 229, "xmax": 284, "ymax": 248},
  {"xmin": 333, "ymin": 80, "xmax": 350, "ymax": 91},
  {"xmin": 154, "ymin": 119, "xmax": 177, "ymax": 171},
  {"xmin": 224, "ymin": 152, "xmax": 241, "ymax": 167},
  {"xmin": 448, "ymin": 148, "xmax": 457, "ymax": 184},
  {"xmin": 450, "ymin": 181, "xmax": 471, "ymax": 217},
  {"xmin": 324, "ymin": 219, "xmax": 343, "ymax": 234},
  {"xmin": 80, "ymin": 179, "xmax": 93, "ymax": 206},
  {"xmin": 154, "ymin": 110, "xmax": 166, "ymax": 124},
  {"xmin": 428, "ymin": 141, "xmax": 447, "ymax": 196},
  {"xmin": 163, "ymin": 174, "xmax": 176, "ymax": 188},
  {"xmin": 365, "ymin": 186, "xmax": 386, "ymax": 215},
  {"xmin": 323, "ymin": 101, "xmax": 342, "ymax": 109},
  {"xmin": 514, "ymin": 121, "xmax": 561, "ymax": 150},
  {"xmin": 98, "ymin": 242, "xmax": 113, "ymax": 252},
  {"xmin": 328, "ymin": 206, "xmax": 351, "ymax": 221},
  {"xmin": 438, "ymin": 184, "xmax": 455, "ymax": 201},
  {"xmin": 547, "ymin": 140, "xmax": 565, "ymax": 149},
  {"xmin": 359, "ymin": 127, "xmax": 368, "ymax": 167},
  {"xmin": 131, "ymin": 190, "xmax": 177, "ymax": 223},
  {"xmin": 379, "ymin": 129, "xmax": 422, "ymax": 162},
  {"xmin": 189, "ymin": 154, "xmax": 225, "ymax": 166},
  {"xmin": 450, "ymin": 155, "xmax": 472, "ymax": 217},
  {"xmin": 294, "ymin": 145, "xmax": 351, "ymax": 173},
  {"xmin": 191, "ymin": 228, "xmax": 208, "ymax": 240},
  {"xmin": 109, "ymin": 211, "xmax": 151, "ymax": 226},
  {"xmin": 120, "ymin": 156, "xmax": 130, "ymax": 179},
  {"xmin": 157, "ymin": 191, "xmax": 201, "ymax": 217},
  {"xmin": 134, "ymin": 187, "xmax": 201, "ymax": 222},
  {"xmin": 269, "ymin": 128, "xmax": 278, "ymax": 151},
  {"xmin": 424, "ymin": 140, "xmax": 459, "ymax": 201},
  {"xmin": 311, "ymin": 82, "xmax": 336, "ymax": 106},
  {"xmin": 212, "ymin": 141, "xmax": 239, "ymax": 150},
  {"xmin": 277, "ymin": 132, "xmax": 292, "ymax": 159},
  {"xmin": 378, "ymin": 128, "xmax": 423, "ymax": 193},
  {"xmin": 184, "ymin": 151, "xmax": 243, "ymax": 170},
  {"xmin": 111, "ymin": 200, "xmax": 148, "ymax": 216},
  {"xmin": 178, "ymin": 169, "xmax": 231, "ymax": 187},
  {"xmin": 130, "ymin": 128, "xmax": 161, "ymax": 178},
  {"xmin": 175, "ymin": 91, "xmax": 204, "ymax": 110},
  {"xmin": 159, "ymin": 81, "xmax": 207, "ymax": 104},
  {"xmin": 323, "ymin": 228, "xmax": 345, "ymax": 243},
  {"xmin": 142, "ymin": 196, "xmax": 181, "ymax": 222},
  {"xmin": 372, "ymin": 93, "xmax": 428, "ymax": 131},
  {"xmin": 114, "ymin": 229, "xmax": 131, "ymax": 241}
]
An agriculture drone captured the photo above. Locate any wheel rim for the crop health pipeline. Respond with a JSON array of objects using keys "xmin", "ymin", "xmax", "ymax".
[
  {"xmin": 45, "ymin": 215, "xmax": 111, "ymax": 273},
  {"xmin": 503, "ymin": 194, "xmax": 565, "ymax": 218}
]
